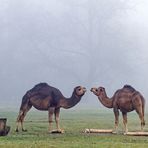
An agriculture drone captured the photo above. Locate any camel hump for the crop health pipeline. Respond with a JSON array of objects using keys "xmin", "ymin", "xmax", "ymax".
[
  {"xmin": 31, "ymin": 83, "xmax": 49, "ymax": 91},
  {"xmin": 25, "ymin": 83, "xmax": 50, "ymax": 98},
  {"xmin": 123, "ymin": 85, "xmax": 136, "ymax": 92}
]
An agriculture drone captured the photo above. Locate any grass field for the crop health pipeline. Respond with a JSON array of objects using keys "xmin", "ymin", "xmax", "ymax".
[{"xmin": 0, "ymin": 108, "xmax": 148, "ymax": 148}]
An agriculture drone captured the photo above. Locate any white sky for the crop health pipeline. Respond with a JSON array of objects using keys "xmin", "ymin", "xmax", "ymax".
[{"xmin": 0, "ymin": 0, "xmax": 148, "ymax": 107}]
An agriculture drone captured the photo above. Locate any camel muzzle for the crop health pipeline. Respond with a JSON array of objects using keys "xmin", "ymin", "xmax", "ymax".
[{"xmin": 83, "ymin": 87, "xmax": 87, "ymax": 92}]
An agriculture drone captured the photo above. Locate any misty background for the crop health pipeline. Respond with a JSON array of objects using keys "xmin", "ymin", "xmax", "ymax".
[{"xmin": 0, "ymin": 0, "xmax": 148, "ymax": 109}]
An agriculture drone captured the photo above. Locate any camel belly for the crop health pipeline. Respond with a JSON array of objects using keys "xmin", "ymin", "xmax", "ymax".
[
  {"xmin": 31, "ymin": 100, "xmax": 49, "ymax": 110},
  {"xmin": 117, "ymin": 98, "xmax": 134, "ymax": 112},
  {"xmin": 30, "ymin": 96, "xmax": 51, "ymax": 110},
  {"xmin": 119, "ymin": 106, "xmax": 134, "ymax": 112},
  {"xmin": 29, "ymin": 96, "xmax": 60, "ymax": 110}
]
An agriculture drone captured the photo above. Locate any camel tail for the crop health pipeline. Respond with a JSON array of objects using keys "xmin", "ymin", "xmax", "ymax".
[
  {"xmin": 140, "ymin": 95, "xmax": 145, "ymax": 126},
  {"xmin": 143, "ymin": 98, "xmax": 146, "ymax": 126},
  {"xmin": 142, "ymin": 96, "xmax": 145, "ymax": 117},
  {"xmin": 19, "ymin": 92, "xmax": 30, "ymax": 111}
]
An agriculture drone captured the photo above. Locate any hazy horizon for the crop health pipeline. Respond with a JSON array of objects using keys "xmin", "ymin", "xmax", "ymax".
[{"xmin": 0, "ymin": 0, "xmax": 148, "ymax": 110}]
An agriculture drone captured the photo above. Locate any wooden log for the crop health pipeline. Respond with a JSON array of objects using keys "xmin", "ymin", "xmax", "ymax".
[
  {"xmin": 0, "ymin": 118, "xmax": 10, "ymax": 136},
  {"xmin": 85, "ymin": 128, "xmax": 113, "ymax": 133},
  {"xmin": 126, "ymin": 132, "xmax": 148, "ymax": 136},
  {"xmin": 50, "ymin": 129, "xmax": 64, "ymax": 134}
]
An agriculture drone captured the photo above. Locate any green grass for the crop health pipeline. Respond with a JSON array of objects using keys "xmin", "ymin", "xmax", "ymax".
[{"xmin": 0, "ymin": 108, "xmax": 148, "ymax": 148}]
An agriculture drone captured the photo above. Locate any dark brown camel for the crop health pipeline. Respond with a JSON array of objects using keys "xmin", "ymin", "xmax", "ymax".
[
  {"xmin": 90, "ymin": 85, "xmax": 145, "ymax": 134},
  {"xmin": 16, "ymin": 83, "xmax": 86, "ymax": 132}
]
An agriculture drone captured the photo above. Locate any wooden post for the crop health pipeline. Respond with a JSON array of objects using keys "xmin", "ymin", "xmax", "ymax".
[{"xmin": 0, "ymin": 118, "xmax": 10, "ymax": 136}]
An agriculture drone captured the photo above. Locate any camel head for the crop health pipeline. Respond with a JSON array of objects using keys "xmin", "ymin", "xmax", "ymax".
[
  {"xmin": 74, "ymin": 86, "xmax": 87, "ymax": 97},
  {"xmin": 90, "ymin": 87, "xmax": 106, "ymax": 97}
]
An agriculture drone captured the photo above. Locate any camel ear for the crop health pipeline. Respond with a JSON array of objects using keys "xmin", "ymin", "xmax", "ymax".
[
  {"xmin": 100, "ymin": 87, "xmax": 105, "ymax": 91},
  {"xmin": 75, "ymin": 86, "xmax": 81, "ymax": 91}
]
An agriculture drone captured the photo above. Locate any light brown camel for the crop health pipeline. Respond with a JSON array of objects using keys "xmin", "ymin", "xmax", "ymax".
[
  {"xmin": 90, "ymin": 85, "xmax": 145, "ymax": 134},
  {"xmin": 16, "ymin": 83, "xmax": 86, "ymax": 133}
]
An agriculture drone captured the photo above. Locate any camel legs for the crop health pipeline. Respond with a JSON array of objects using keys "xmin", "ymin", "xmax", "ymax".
[
  {"xmin": 48, "ymin": 107, "xmax": 55, "ymax": 132},
  {"xmin": 122, "ymin": 112, "xmax": 128, "ymax": 134},
  {"xmin": 135, "ymin": 108, "xmax": 145, "ymax": 131},
  {"xmin": 48, "ymin": 107, "xmax": 63, "ymax": 133},
  {"xmin": 54, "ymin": 108, "xmax": 63, "ymax": 132},
  {"xmin": 113, "ymin": 108, "xmax": 119, "ymax": 133},
  {"xmin": 16, "ymin": 104, "xmax": 32, "ymax": 132}
]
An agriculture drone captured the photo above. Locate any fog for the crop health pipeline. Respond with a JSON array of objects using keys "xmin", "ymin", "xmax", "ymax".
[{"xmin": 0, "ymin": 0, "xmax": 148, "ymax": 109}]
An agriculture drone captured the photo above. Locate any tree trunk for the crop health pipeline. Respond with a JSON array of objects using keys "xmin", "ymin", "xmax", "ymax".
[{"xmin": 0, "ymin": 118, "xmax": 10, "ymax": 136}]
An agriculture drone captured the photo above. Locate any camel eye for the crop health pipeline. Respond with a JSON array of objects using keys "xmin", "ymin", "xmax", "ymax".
[{"xmin": 78, "ymin": 88, "xmax": 81, "ymax": 91}]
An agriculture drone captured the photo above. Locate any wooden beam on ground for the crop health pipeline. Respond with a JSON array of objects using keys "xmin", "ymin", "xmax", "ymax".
[
  {"xmin": 85, "ymin": 128, "xmax": 113, "ymax": 133},
  {"xmin": 50, "ymin": 130, "xmax": 64, "ymax": 134},
  {"xmin": 126, "ymin": 132, "xmax": 148, "ymax": 136}
]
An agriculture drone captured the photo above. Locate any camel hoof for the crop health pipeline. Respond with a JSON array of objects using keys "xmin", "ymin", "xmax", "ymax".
[
  {"xmin": 15, "ymin": 129, "xmax": 19, "ymax": 132},
  {"xmin": 22, "ymin": 129, "xmax": 27, "ymax": 132},
  {"xmin": 58, "ymin": 129, "xmax": 64, "ymax": 134},
  {"xmin": 123, "ymin": 130, "xmax": 128, "ymax": 135}
]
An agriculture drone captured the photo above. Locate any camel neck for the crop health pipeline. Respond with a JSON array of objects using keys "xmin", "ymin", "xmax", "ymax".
[
  {"xmin": 61, "ymin": 93, "xmax": 81, "ymax": 109},
  {"xmin": 98, "ymin": 93, "xmax": 113, "ymax": 108}
]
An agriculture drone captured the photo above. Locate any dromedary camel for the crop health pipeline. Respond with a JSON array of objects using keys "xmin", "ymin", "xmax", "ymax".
[
  {"xmin": 16, "ymin": 83, "xmax": 86, "ymax": 133},
  {"xmin": 90, "ymin": 85, "xmax": 145, "ymax": 134}
]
